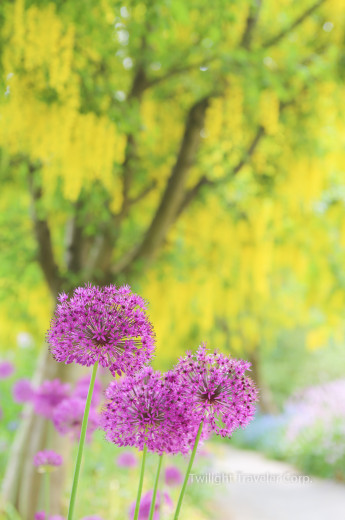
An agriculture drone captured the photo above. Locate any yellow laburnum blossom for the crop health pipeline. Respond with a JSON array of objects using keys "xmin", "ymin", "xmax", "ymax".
[
  {"xmin": 0, "ymin": 1, "xmax": 126, "ymax": 202},
  {"xmin": 259, "ymin": 89, "xmax": 280, "ymax": 136},
  {"xmin": 306, "ymin": 327, "xmax": 329, "ymax": 351}
]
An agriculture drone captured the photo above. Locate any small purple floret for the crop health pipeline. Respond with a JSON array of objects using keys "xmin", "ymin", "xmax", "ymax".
[
  {"xmin": 34, "ymin": 379, "xmax": 70, "ymax": 419},
  {"xmin": 33, "ymin": 450, "xmax": 63, "ymax": 468},
  {"xmin": 164, "ymin": 465, "xmax": 183, "ymax": 486},
  {"xmin": 74, "ymin": 375, "xmax": 102, "ymax": 407},
  {"xmin": 53, "ymin": 397, "xmax": 99, "ymax": 441},
  {"xmin": 129, "ymin": 490, "xmax": 173, "ymax": 520},
  {"xmin": 0, "ymin": 361, "xmax": 15, "ymax": 379},
  {"xmin": 116, "ymin": 451, "xmax": 138, "ymax": 468},
  {"xmin": 13, "ymin": 378, "xmax": 34, "ymax": 403}
]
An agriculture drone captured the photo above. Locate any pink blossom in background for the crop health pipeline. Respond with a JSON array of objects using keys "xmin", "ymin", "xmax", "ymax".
[
  {"xmin": 53, "ymin": 397, "xmax": 99, "ymax": 441},
  {"xmin": 285, "ymin": 379, "xmax": 345, "ymax": 443},
  {"xmin": 47, "ymin": 284, "xmax": 156, "ymax": 376},
  {"xmin": 33, "ymin": 450, "xmax": 63, "ymax": 469},
  {"xmin": 13, "ymin": 378, "xmax": 34, "ymax": 403},
  {"xmin": 116, "ymin": 451, "xmax": 138, "ymax": 468},
  {"xmin": 74, "ymin": 375, "xmax": 103, "ymax": 407},
  {"xmin": 0, "ymin": 361, "xmax": 15, "ymax": 379},
  {"xmin": 34, "ymin": 512, "xmax": 45, "ymax": 520},
  {"xmin": 164, "ymin": 465, "xmax": 183, "ymax": 486},
  {"xmin": 129, "ymin": 490, "xmax": 173, "ymax": 520},
  {"xmin": 284, "ymin": 379, "xmax": 345, "ymax": 465},
  {"xmin": 34, "ymin": 379, "xmax": 70, "ymax": 419}
]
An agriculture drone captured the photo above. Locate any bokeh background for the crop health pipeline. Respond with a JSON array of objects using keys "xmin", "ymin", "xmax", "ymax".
[{"xmin": 1, "ymin": 0, "xmax": 345, "ymax": 519}]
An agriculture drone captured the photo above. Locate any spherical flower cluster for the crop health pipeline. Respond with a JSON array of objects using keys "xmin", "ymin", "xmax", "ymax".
[
  {"xmin": 33, "ymin": 450, "xmax": 63, "ymax": 472},
  {"xmin": 129, "ymin": 490, "xmax": 173, "ymax": 520},
  {"xmin": 34, "ymin": 379, "xmax": 70, "ymax": 419},
  {"xmin": 0, "ymin": 360, "xmax": 15, "ymax": 379},
  {"xmin": 53, "ymin": 397, "xmax": 99, "ymax": 441},
  {"xmin": 47, "ymin": 284, "xmax": 155, "ymax": 377},
  {"xmin": 12, "ymin": 378, "xmax": 34, "ymax": 403},
  {"xmin": 170, "ymin": 344, "xmax": 259, "ymax": 438},
  {"xmin": 116, "ymin": 451, "xmax": 138, "ymax": 468},
  {"xmin": 102, "ymin": 367, "xmax": 200, "ymax": 455},
  {"xmin": 164, "ymin": 465, "xmax": 183, "ymax": 487}
]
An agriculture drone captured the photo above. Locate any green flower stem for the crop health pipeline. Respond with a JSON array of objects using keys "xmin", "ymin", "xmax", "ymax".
[
  {"xmin": 173, "ymin": 420, "xmax": 204, "ymax": 520},
  {"xmin": 133, "ymin": 444, "xmax": 148, "ymax": 520},
  {"xmin": 148, "ymin": 454, "xmax": 163, "ymax": 520},
  {"xmin": 67, "ymin": 360, "xmax": 98, "ymax": 520},
  {"xmin": 45, "ymin": 471, "xmax": 50, "ymax": 518}
]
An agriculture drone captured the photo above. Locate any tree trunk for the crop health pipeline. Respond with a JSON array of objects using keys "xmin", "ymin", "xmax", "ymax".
[
  {"xmin": 1, "ymin": 346, "xmax": 76, "ymax": 519},
  {"xmin": 248, "ymin": 348, "xmax": 278, "ymax": 414}
]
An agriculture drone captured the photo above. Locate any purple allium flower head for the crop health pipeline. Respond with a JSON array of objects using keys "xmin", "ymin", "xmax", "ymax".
[
  {"xmin": 34, "ymin": 379, "xmax": 70, "ymax": 419},
  {"xmin": 164, "ymin": 465, "xmax": 183, "ymax": 486},
  {"xmin": 53, "ymin": 397, "xmax": 99, "ymax": 441},
  {"xmin": 35, "ymin": 512, "xmax": 46, "ymax": 520},
  {"xmin": 102, "ymin": 367, "xmax": 200, "ymax": 455},
  {"xmin": 13, "ymin": 378, "xmax": 34, "ymax": 403},
  {"xmin": 116, "ymin": 451, "xmax": 138, "ymax": 468},
  {"xmin": 47, "ymin": 284, "xmax": 155, "ymax": 377},
  {"xmin": 33, "ymin": 450, "xmax": 63, "ymax": 471},
  {"xmin": 129, "ymin": 490, "xmax": 173, "ymax": 520},
  {"xmin": 0, "ymin": 361, "xmax": 15, "ymax": 379},
  {"xmin": 170, "ymin": 344, "xmax": 259, "ymax": 438},
  {"xmin": 74, "ymin": 375, "xmax": 102, "ymax": 407}
]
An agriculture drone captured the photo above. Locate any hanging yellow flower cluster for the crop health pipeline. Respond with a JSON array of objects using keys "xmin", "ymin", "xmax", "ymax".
[{"xmin": 0, "ymin": 0, "xmax": 126, "ymax": 201}]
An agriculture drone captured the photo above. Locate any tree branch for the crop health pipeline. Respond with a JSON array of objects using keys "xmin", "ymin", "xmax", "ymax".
[
  {"xmin": 112, "ymin": 96, "xmax": 210, "ymax": 275},
  {"xmin": 240, "ymin": 0, "xmax": 263, "ymax": 50},
  {"xmin": 28, "ymin": 166, "xmax": 62, "ymax": 297},
  {"xmin": 128, "ymin": 180, "xmax": 157, "ymax": 205},
  {"xmin": 121, "ymin": 65, "xmax": 148, "ymax": 216},
  {"xmin": 145, "ymin": 56, "xmax": 216, "ymax": 90},
  {"xmin": 263, "ymin": 0, "xmax": 325, "ymax": 48},
  {"xmin": 64, "ymin": 200, "xmax": 83, "ymax": 273},
  {"xmin": 177, "ymin": 126, "xmax": 265, "ymax": 217}
]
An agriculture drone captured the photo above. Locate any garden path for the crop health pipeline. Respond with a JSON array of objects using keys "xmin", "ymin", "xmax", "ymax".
[{"xmin": 205, "ymin": 445, "xmax": 345, "ymax": 520}]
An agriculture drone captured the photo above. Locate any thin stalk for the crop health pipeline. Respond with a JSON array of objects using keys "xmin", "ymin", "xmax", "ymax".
[
  {"xmin": 173, "ymin": 420, "xmax": 204, "ymax": 520},
  {"xmin": 45, "ymin": 471, "xmax": 50, "ymax": 518},
  {"xmin": 67, "ymin": 360, "xmax": 98, "ymax": 520},
  {"xmin": 133, "ymin": 444, "xmax": 148, "ymax": 520},
  {"xmin": 148, "ymin": 454, "xmax": 163, "ymax": 520}
]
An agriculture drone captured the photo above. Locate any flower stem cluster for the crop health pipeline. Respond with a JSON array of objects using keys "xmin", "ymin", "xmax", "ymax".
[{"xmin": 45, "ymin": 284, "xmax": 259, "ymax": 520}]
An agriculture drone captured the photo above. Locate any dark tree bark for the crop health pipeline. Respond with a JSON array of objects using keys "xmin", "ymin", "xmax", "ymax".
[{"xmin": 248, "ymin": 349, "xmax": 278, "ymax": 415}]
